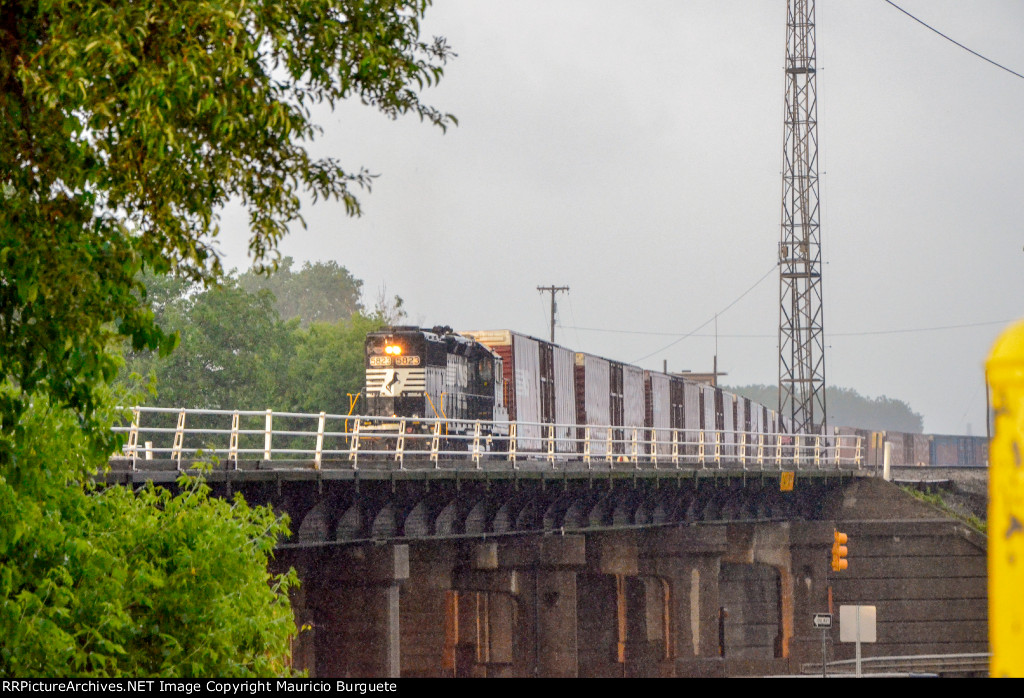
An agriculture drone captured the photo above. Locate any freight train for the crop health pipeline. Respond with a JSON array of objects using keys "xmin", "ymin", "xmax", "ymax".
[
  {"xmin": 363, "ymin": 325, "xmax": 788, "ymax": 459},
  {"xmin": 836, "ymin": 427, "xmax": 988, "ymax": 468},
  {"xmin": 362, "ymin": 325, "xmax": 988, "ymax": 466}
]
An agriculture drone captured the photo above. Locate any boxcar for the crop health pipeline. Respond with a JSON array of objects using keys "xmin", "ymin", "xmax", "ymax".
[{"xmin": 461, "ymin": 329, "xmax": 575, "ymax": 452}]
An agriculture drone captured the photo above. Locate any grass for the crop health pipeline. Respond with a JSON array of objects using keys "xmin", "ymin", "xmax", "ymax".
[{"xmin": 900, "ymin": 485, "xmax": 987, "ymax": 535}]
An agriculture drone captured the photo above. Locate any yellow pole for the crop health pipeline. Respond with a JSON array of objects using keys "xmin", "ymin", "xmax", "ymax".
[
  {"xmin": 343, "ymin": 392, "xmax": 361, "ymax": 440},
  {"xmin": 986, "ymin": 320, "xmax": 1024, "ymax": 677}
]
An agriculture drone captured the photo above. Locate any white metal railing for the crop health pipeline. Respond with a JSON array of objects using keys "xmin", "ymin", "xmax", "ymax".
[
  {"xmin": 111, "ymin": 406, "xmax": 865, "ymax": 472},
  {"xmin": 800, "ymin": 652, "xmax": 989, "ymax": 676}
]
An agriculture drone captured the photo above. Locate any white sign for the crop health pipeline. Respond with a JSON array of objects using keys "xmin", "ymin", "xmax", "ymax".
[
  {"xmin": 812, "ymin": 613, "xmax": 832, "ymax": 628},
  {"xmin": 839, "ymin": 605, "xmax": 877, "ymax": 643}
]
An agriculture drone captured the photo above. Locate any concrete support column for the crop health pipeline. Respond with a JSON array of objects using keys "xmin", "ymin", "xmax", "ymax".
[
  {"xmin": 401, "ymin": 542, "xmax": 458, "ymax": 677},
  {"xmin": 623, "ymin": 575, "xmax": 660, "ymax": 677},
  {"xmin": 304, "ymin": 544, "xmax": 409, "ymax": 678},
  {"xmin": 579, "ymin": 532, "xmax": 647, "ymax": 677},
  {"xmin": 492, "ymin": 535, "xmax": 586, "ymax": 677},
  {"xmin": 785, "ymin": 522, "xmax": 835, "ymax": 666},
  {"xmin": 451, "ymin": 543, "xmax": 520, "ymax": 677},
  {"xmin": 640, "ymin": 526, "xmax": 727, "ymax": 677},
  {"xmin": 536, "ymin": 567, "xmax": 581, "ymax": 677},
  {"xmin": 287, "ymin": 571, "xmax": 317, "ymax": 675}
]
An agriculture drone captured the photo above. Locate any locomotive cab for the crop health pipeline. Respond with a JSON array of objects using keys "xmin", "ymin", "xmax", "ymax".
[{"xmin": 364, "ymin": 326, "xmax": 507, "ymax": 436}]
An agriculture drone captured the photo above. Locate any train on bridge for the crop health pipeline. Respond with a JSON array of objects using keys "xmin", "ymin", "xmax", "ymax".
[
  {"xmin": 361, "ymin": 325, "xmax": 987, "ymax": 467},
  {"xmin": 112, "ymin": 325, "xmax": 986, "ymax": 469}
]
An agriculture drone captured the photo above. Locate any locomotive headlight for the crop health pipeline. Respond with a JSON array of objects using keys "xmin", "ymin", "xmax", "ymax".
[{"xmin": 385, "ymin": 344, "xmax": 403, "ymax": 356}]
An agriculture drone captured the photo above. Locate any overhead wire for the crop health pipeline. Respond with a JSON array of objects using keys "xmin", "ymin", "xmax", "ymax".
[
  {"xmin": 563, "ymin": 318, "xmax": 1015, "ymax": 340},
  {"xmin": 630, "ymin": 264, "xmax": 777, "ymax": 364},
  {"xmin": 883, "ymin": 0, "xmax": 1024, "ymax": 80}
]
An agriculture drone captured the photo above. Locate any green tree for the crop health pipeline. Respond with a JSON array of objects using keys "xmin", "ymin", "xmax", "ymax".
[
  {"xmin": 239, "ymin": 257, "xmax": 364, "ymax": 327},
  {"xmin": 1, "ymin": 0, "xmax": 455, "ymax": 435},
  {"xmin": 125, "ymin": 271, "xmax": 384, "ymax": 415},
  {"xmin": 129, "ymin": 278, "xmax": 297, "ymax": 409},
  {"xmin": 0, "ymin": 387, "xmax": 296, "ymax": 676},
  {"xmin": 285, "ymin": 312, "xmax": 384, "ymax": 415},
  {"xmin": 1, "ymin": 0, "xmax": 454, "ymax": 677}
]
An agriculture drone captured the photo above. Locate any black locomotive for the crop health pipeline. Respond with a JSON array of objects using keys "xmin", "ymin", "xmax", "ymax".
[{"xmin": 363, "ymin": 326, "xmax": 509, "ymax": 435}]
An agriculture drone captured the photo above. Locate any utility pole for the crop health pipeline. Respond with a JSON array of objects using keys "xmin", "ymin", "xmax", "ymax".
[
  {"xmin": 778, "ymin": 0, "xmax": 827, "ymax": 435},
  {"xmin": 537, "ymin": 285, "xmax": 569, "ymax": 343}
]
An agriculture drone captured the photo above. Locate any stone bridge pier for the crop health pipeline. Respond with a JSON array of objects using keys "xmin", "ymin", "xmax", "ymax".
[
  {"xmin": 277, "ymin": 521, "xmax": 834, "ymax": 678},
  {"xmin": 107, "ymin": 463, "xmax": 988, "ymax": 676}
]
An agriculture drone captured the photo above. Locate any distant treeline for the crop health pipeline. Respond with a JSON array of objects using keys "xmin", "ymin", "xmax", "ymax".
[
  {"xmin": 123, "ymin": 258, "xmax": 404, "ymax": 414},
  {"xmin": 725, "ymin": 384, "xmax": 924, "ymax": 434}
]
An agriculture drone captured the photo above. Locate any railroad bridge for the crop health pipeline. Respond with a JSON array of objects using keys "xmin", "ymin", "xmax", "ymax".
[{"xmin": 105, "ymin": 409, "xmax": 989, "ymax": 677}]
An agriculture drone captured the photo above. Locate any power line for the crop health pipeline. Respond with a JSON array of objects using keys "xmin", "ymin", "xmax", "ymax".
[
  {"xmin": 630, "ymin": 265, "xmax": 776, "ymax": 363},
  {"xmin": 831, "ymin": 319, "xmax": 1015, "ymax": 337},
  {"xmin": 883, "ymin": 0, "xmax": 1024, "ymax": 80},
  {"xmin": 562, "ymin": 318, "xmax": 1014, "ymax": 340}
]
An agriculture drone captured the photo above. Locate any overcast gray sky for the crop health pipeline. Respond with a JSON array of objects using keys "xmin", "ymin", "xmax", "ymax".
[{"xmin": 214, "ymin": 0, "xmax": 1024, "ymax": 435}]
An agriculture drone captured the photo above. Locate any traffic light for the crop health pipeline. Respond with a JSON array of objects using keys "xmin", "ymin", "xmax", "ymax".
[{"xmin": 831, "ymin": 530, "xmax": 849, "ymax": 571}]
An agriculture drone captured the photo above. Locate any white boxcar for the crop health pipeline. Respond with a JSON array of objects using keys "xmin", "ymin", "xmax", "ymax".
[
  {"xmin": 623, "ymin": 364, "xmax": 645, "ymax": 454},
  {"xmin": 646, "ymin": 371, "xmax": 672, "ymax": 456},
  {"xmin": 462, "ymin": 329, "xmax": 577, "ymax": 452},
  {"xmin": 721, "ymin": 391, "xmax": 735, "ymax": 458},
  {"xmin": 575, "ymin": 352, "xmax": 611, "ymax": 457}
]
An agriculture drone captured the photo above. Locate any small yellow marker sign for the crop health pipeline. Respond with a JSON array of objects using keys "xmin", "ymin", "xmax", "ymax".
[{"xmin": 780, "ymin": 471, "xmax": 795, "ymax": 491}]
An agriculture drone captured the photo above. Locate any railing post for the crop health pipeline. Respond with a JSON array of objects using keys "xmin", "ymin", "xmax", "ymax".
[
  {"xmin": 314, "ymin": 411, "xmax": 325, "ymax": 470},
  {"xmin": 650, "ymin": 428, "xmax": 659, "ymax": 469},
  {"xmin": 606, "ymin": 428, "xmax": 614, "ymax": 466},
  {"xmin": 473, "ymin": 420, "xmax": 483, "ymax": 470},
  {"xmin": 584, "ymin": 426, "xmax": 592, "ymax": 469},
  {"xmin": 630, "ymin": 428, "xmax": 639, "ymax": 469},
  {"xmin": 757, "ymin": 434, "xmax": 765, "ymax": 468},
  {"xmin": 430, "ymin": 420, "xmax": 442, "ymax": 468},
  {"xmin": 348, "ymin": 419, "xmax": 360, "ymax": 470},
  {"xmin": 855, "ymin": 435, "xmax": 863, "ymax": 469},
  {"xmin": 671, "ymin": 429, "xmax": 679, "ymax": 469},
  {"xmin": 740, "ymin": 432, "xmax": 748, "ymax": 470},
  {"xmin": 264, "ymin": 409, "xmax": 273, "ymax": 461},
  {"xmin": 714, "ymin": 431, "xmax": 721, "ymax": 468},
  {"xmin": 395, "ymin": 419, "xmax": 407, "ymax": 469},
  {"xmin": 172, "ymin": 408, "xmax": 186, "ymax": 468},
  {"xmin": 508, "ymin": 423, "xmax": 518, "ymax": 468},
  {"xmin": 699, "ymin": 430, "xmax": 706, "ymax": 468},
  {"xmin": 795, "ymin": 435, "xmax": 803, "ymax": 470},
  {"xmin": 229, "ymin": 411, "xmax": 240, "ymax": 466},
  {"xmin": 775, "ymin": 434, "xmax": 783, "ymax": 469},
  {"xmin": 127, "ymin": 407, "xmax": 140, "ymax": 469},
  {"xmin": 547, "ymin": 423, "xmax": 556, "ymax": 466},
  {"xmin": 833, "ymin": 433, "xmax": 841, "ymax": 467}
]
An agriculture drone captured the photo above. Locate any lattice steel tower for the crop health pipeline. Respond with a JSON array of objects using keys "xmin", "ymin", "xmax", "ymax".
[{"xmin": 778, "ymin": 0, "xmax": 826, "ymax": 434}]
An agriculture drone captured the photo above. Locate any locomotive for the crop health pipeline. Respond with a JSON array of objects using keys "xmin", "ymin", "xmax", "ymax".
[{"xmin": 363, "ymin": 326, "xmax": 508, "ymax": 439}]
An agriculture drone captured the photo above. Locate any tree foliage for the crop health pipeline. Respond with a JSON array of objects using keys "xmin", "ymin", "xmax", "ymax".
[
  {"xmin": 239, "ymin": 256, "xmax": 364, "ymax": 327},
  {"xmin": 125, "ymin": 269, "xmax": 383, "ymax": 413},
  {"xmin": 1, "ymin": 0, "xmax": 454, "ymax": 677},
  {"xmin": 0, "ymin": 387, "xmax": 296, "ymax": 676},
  {"xmin": 727, "ymin": 384, "xmax": 925, "ymax": 433},
  {"xmin": 1, "ymin": 0, "xmax": 454, "ymax": 436},
  {"xmin": 128, "ymin": 278, "xmax": 298, "ymax": 409}
]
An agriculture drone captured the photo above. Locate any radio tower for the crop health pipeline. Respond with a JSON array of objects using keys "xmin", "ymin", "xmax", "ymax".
[{"xmin": 778, "ymin": 0, "xmax": 827, "ymax": 435}]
